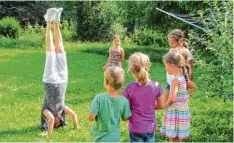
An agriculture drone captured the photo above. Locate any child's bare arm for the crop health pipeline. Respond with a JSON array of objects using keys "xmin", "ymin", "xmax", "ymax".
[
  {"xmin": 64, "ymin": 106, "xmax": 78, "ymax": 128},
  {"xmin": 155, "ymin": 95, "xmax": 165, "ymax": 110},
  {"xmin": 43, "ymin": 109, "xmax": 55, "ymax": 136},
  {"xmin": 88, "ymin": 112, "xmax": 96, "ymax": 121},
  {"xmin": 165, "ymin": 78, "xmax": 179, "ymax": 108},
  {"xmin": 162, "ymin": 90, "xmax": 169, "ymax": 102},
  {"xmin": 188, "ymin": 80, "xmax": 196, "ymax": 94},
  {"xmin": 120, "ymin": 48, "xmax": 125, "ymax": 61},
  {"xmin": 107, "ymin": 49, "xmax": 111, "ymax": 64},
  {"xmin": 103, "ymin": 49, "xmax": 112, "ymax": 70}
]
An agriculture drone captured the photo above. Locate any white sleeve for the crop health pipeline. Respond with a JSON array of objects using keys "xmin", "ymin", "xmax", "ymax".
[
  {"xmin": 188, "ymin": 50, "xmax": 193, "ymax": 61},
  {"xmin": 166, "ymin": 72, "xmax": 174, "ymax": 85}
]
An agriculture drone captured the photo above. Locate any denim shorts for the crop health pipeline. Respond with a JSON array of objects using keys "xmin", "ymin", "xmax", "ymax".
[
  {"xmin": 129, "ymin": 131, "xmax": 155, "ymax": 142},
  {"xmin": 165, "ymin": 83, "xmax": 171, "ymax": 91}
]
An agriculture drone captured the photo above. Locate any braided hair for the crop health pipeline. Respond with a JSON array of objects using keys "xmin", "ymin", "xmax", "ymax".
[{"xmin": 163, "ymin": 51, "xmax": 188, "ymax": 89}]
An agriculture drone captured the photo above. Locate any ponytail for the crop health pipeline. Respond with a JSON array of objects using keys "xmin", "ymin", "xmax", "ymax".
[
  {"xmin": 129, "ymin": 53, "xmax": 151, "ymax": 86},
  {"xmin": 182, "ymin": 66, "xmax": 189, "ymax": 90},
  {"xmin": 137, "ymin": 67, "xmax": 149, "ymax": 86}
]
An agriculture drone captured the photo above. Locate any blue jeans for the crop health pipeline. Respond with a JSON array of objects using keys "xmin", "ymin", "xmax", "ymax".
[{"xmin": 129, "ymin": 131, "xmax": 155, "ymax": 142}]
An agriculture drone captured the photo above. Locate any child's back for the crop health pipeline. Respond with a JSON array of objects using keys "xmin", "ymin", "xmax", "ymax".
[
  {"xmin": 123, "ymin": 81, "xmax": 162, "ymax": 133},
  {"xmin": 88, "ymin": 66, "xmax": 131, "ymax": 142},
  {"xmin": 90, "ymin": 93, "xmax": 130, "ymax": 142},
  {"xmin": 123, "ymin": 52, "xmax": 165, "ymax": 142}
]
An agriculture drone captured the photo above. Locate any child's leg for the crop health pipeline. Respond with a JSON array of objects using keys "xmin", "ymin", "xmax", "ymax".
[
  {"xmin": 129, "ymin": 132, "xmax": 144, "ymax": 142},
  {"xmin": 43, "ymin": 22, "xmax": 57, "ymax": 83},
  {"xmin": 54, "ymin": 21, "xmax": 64, "ymax": 53},
  {"xmin": 46, "ymin": 22, "xmax": 55, "ymax": 51},
  {"xmin": 64, "ymin": 106, "xmax": 78, "ymax": 128},
  {"xmin": 43, "ymin": 109, "xmax": 55, "ymax": 136},
  {"xmin": 177, "ymin": 138, "xmax": 182, "ymax": 142},
  {"xmin": 54, "ymin": 21, "xmax": 68, "ymax": 82},
  {"xmin": 169, "ymin": 137, "xmax": 176, "ymax": 142},
  {"xmin": 144, "ymin": 132, "xmax": 155, "ymax": 142}
]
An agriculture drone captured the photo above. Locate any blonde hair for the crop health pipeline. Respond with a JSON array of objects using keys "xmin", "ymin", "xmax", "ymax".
[
  {"xmin": 104, "ymin": 66, "xmax": 124, "ymax": 90},
  {"xmin": 176, "ymin": 49, "xmax": 191, "ymax": 81},
  {"xmin": 163, "ymin": 52, "xmax": 189, "ymax": 88},
  {"xmin": 168, "ymin": 29, "xmax": 184, "ymax": 41},
  {"xmin": 112, "ymin": 34, "xmax": 120, "ymax": 41},
  {"xmin": 176, "ymin": 48, "xmax": 188, "ymax": 61},
  {"xmin": 129, "ymin": 52, "xmax": 151, "ymax": 86}
]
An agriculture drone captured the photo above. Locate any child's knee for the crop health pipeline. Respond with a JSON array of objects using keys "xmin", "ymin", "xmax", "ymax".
[
  {"xmin": 71, "ymin": 112, "xmax": 77, "ymax": 119},
  {"xmin": 48, "ymin": 116, "xmax": 55, "ymax": 124}
]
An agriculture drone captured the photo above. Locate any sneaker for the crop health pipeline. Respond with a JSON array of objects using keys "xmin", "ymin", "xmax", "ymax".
[
  {"xmin": 44, "ymin": 8, "xmax": 57, "ymax": 22},
  {"xmin": 56, "ymin": 8, "xmax": 63, "ymax": 22}
]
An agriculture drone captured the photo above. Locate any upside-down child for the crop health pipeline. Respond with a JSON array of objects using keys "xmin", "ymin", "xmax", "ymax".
[{"xmin": 41, "ymin": 8, "xmax": 78, "ymax": 136}]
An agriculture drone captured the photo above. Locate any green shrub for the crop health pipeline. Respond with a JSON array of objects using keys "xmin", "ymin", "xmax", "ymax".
[
  {"xmin": 130, "ymin": 27, "xmax": 167, "ymax": 46},
  {"xmin": 110, "ymin": 22, "xmax": 127, "ymax": 41},
  {"xmin": 21, "ymin": 22, "xmax": 44, "ymax": 36},
  {"xmin": 80, "ymin": 44, "xmax": 168, "ymax": 63},
  {"xmin": 62, "ymin": 20, "xmax": 75, "ymax": 41},
  {"xmin": 188, "ymin": 1, "xmax": 232, "ymax": 99},
  {"xmin": 0, "ymin": 37, "xmax": 43, "ymax": 49},
  {"xmin": 0, "ymin": 17, "xmax": 21, "ymax": 38}
]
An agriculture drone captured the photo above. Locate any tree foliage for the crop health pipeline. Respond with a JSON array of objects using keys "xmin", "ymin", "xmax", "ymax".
[{"xmin": 188, "ymin": 1, "xmax": 233, "ymax": 100}]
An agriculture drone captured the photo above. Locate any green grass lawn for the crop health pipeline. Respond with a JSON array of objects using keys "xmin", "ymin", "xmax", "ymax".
[{"xmin": 0, "ymin": 46, "xmax": 232, "ymax": 142}]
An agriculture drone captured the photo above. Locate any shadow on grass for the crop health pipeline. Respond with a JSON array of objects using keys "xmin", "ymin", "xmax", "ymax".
[
  {"xmin": 65, "ymin": 97, "xmax": 94, "ymax": 105},
  {"xmin": 0, "ymin": 126, "xmax": 40, "ymax": 138}
]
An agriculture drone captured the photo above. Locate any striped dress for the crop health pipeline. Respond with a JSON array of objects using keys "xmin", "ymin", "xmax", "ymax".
[
  {"xmin": 161, "ymin": 75, "xmax": 190, "ymax": 139},
  {"xmin": 107, "ymin": 48, "xmax": 122, "ymax": 67}
]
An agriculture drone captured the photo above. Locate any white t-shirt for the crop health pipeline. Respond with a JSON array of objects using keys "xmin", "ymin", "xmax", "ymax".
[{"xmin": 166, "ymin": 48, "xmax": 193, "ymax": 85}]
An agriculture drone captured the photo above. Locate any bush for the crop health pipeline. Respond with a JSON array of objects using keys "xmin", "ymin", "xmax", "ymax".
[
  {"xmin": 0, "ymin": 17, "xmax": 21, "ymax": 38},
  {"xmin": 62, "ymin": 20, "xmax": 76, "ymax": 41},
  {"xmin": 110, "ymin": 22, "xmax": 127, "ymax": 41},
  {"xmin": 80, "ymin": 44, "xmax": 168, "ymax": 63},
  {"xmin": 0, "ymin": 22, "xmax": 45, "ymax": 49},
  {"xmin": 21, "ymin": 22, "xmax": 44, "ymax": 36},
  {"xmin": 188, "ymin": 1, "xmax": 233, "ymax": 99},
  {"xmin": 130, "ymin": 27, "xmax": 167, "ymax": 46},
  {"xmin": 0, "ymin": 37, "xmax": 43, "ymax": 49}
]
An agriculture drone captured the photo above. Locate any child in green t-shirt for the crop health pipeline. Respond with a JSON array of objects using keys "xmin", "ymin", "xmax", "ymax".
[{"xmin": 88, "ymin": 66, "xmax": 132, "ymax": 142}]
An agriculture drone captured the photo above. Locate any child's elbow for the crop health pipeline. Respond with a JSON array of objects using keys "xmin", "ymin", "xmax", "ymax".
[
  {"xmin": 155, "ymin": 104, "xmax": 165, "ymax": 110},
  {"xmin": 161, "ymin": 104, "xmax": 166, "ymax": 109},
  {"xmin": 171, "ymin": 98, "xmax": 177, "ymax": 103},
  {"xmin": 193, "ymin": 86, "xmax": 197, "ymax": 91},
  {"xmin": 88, "ymin": 116, "xmax": 95, "ymax": 121},
  {"xmin": 88, "ymin": 114, "xmax": 96, "ymax": 121}
]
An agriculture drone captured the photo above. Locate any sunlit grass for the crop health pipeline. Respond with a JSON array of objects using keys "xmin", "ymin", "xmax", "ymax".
[{"xmin": 0, "ymin": 44, "xmax": 232, "ymax": 142}]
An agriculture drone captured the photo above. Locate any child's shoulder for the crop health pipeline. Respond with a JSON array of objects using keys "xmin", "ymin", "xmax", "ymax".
[
  {"xmin": 119, "ymin": 47, "xmax": 124, "ymax": 51},
  {"xmin": 94, "ymin": 93, "xmax": 108, "ymax": 99},
  {"xmin": 150, "ymin": 80, "xmax": 160, "ymax": 86},
  {"xmin": 149, "ymin": 80, "xmax": 162, "ymax": 89},
  {"xmin": 124, "ymin": 82, "xmax": 138, "ymax": 89},
  {"xmin": 119, "ymin": 96, "xmax": 129, "ymax": 105}
]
